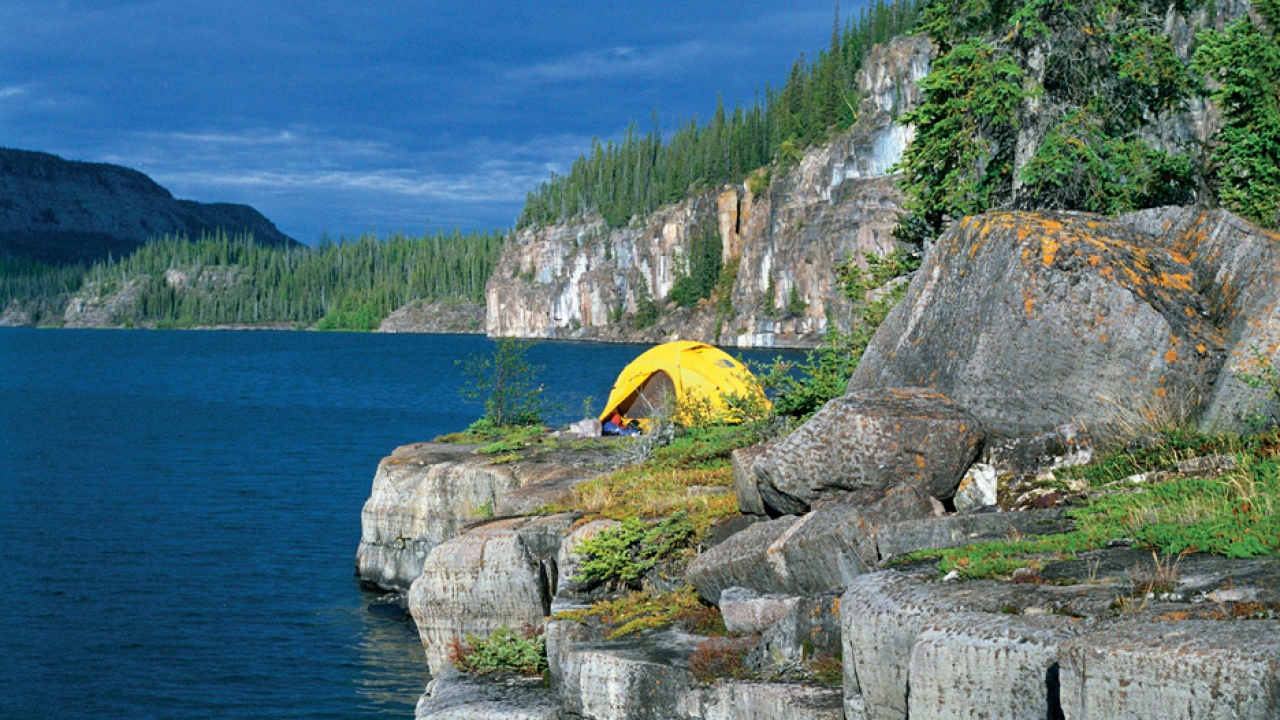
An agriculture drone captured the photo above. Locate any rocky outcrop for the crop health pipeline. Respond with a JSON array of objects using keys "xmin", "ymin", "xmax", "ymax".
[
  {"xmin": 686, "ymin": 485, "xmax": 940, "ymax": 602},
  {"xmin": 484, "ymin": 36, "xmax": 932, "ymax": 349},
  {"xmin": 1123, "ymin": 207, "xmax": 1280, "ymax": 432},
  {"xmin": 849, "ymin": 212, "xmax": 1227, "ymax": 440},
  {"xmin": 416, "ymin": 675, "xmax": 563, "ymax": 720},
  {"xmin": 557, "ymin": 629, "xmax": 701, "ymax": 719},
  {"xmin": 357, "ymin": 442, "xmax": 607, "ymax": 592},
  {"xmin": 907, "ymin": 612, "xmax": 1092, "ymax": 720},
  {"xmin": 752, "ymin": 388, "xmax": 984, "ymax": 515},
  {"xmin": 378, "ymin": 300, "xmax": 486, "ymax": 334},
  {"xmin": 678, "ymin": 681, "xmax": 843, "ymax": 720},
  {"xmin": 0, "ymin": 148, "xmax": 295, "ymax": 264},
  {"xmin": 408, "ymin": 514, "xmax": 575, "ymax": 675},
  {"xmin": 1059, "ymin": 620, "xmax": 1280, "ymax": 719}
]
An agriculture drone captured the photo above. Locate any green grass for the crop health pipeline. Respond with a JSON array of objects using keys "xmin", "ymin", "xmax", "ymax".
[
  {"xmin": 906, "ymin": 429, "xmax": 1280, "ymax": 579},
  {"xmin": 448, "ymin": 626, "xmax": 547, "ymax": 675}
]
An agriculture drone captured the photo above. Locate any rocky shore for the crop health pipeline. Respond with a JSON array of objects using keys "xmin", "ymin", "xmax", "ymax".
[{"xmin": 356, "ymin": 206, "xmax": 1280, "ymax": 719}]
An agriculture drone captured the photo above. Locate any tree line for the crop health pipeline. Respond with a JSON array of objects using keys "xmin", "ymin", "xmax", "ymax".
[
  {"xmin": 516, "ymin": 0, "xmax": 926, "ymax": 231},
  {"xmin": 0, "ymin": 228, "xmax": 505, "ymax": 329}
]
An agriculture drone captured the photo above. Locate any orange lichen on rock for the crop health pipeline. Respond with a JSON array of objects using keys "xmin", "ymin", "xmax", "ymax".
[
  {"xmin": 1087, "ymin": 254, "xmax": 1102, "ymax": 266},
  {"xmin": 1166, "ymin": 349, "xmax": 1178, "ymax": 363},
  {"xmin": 1157, "ymin": 272, "xmax": 1193, "ymax": 291},
  {"xmin": 1041, "ymin": 237, "xmax": 1061, "ymax": 267}
]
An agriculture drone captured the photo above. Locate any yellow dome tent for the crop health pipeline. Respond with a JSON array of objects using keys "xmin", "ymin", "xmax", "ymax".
[{"xmin": 598, "ymin": 341, "xmax": 768, "ymax": 428}]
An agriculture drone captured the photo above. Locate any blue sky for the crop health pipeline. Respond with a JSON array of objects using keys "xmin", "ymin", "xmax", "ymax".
[{"xmin": 1, "ymin": 1, "xmax": 848, "ymax": 243}]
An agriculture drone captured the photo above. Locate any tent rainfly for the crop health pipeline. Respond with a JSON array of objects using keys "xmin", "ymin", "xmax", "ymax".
[{"xmin": 598, "ymin": 341, "xmax": 769, "ymax": 427}]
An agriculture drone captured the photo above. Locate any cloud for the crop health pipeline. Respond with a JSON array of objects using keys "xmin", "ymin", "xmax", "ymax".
[
  {"xmin": 0, "ymin": 85, "xmax": 29, "ymax": 99},
  {"xmin": 506, "ymin": 41, "xmax": 726, "ymax": 83}
]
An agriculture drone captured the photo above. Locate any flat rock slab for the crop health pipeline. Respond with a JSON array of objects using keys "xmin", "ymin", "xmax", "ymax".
[
  {"xmin": 873, "ymin": 508, "xmax": 1074, "ymax": 562},
  {"xmin": 409, "ymin": 514, "xmax": 575, "ymax": 675},
  {"xmin": 679, "ymin": 681, "xmax": 843, "ymax": 720},
  {"xmin": 754, "ymin": 388, "xmax": 984, "ymax": 515},
  {"xmin": 908, "ymin": 612, "xmax": 1094, "ymax": 720},
  {"xmin": 558, "ymin": 629, "xmax": 701, "ymax": 720},
  {"xmin": 416, "ymin": 675, "xmax": 562, "ymax": 720},
  {"xmin": 1060, "ymin": 620, "xmax": 1280, "ymax": 719},
  {"xmin": 849, "ymin": 211, "xmax": 1225, "ymax": 441},
  {"xmin": 841, "ymin": 570, "xmax": 1117, "ymax": 720}
]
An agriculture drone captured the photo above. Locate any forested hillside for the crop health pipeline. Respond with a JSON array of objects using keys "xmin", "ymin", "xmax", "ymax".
[
  {"xmin": 0, "ymin": 229, "xmax": 504, "ymax": 329},
  {"xmin": 517, "ymin": 0, "xmax": 926, "ymax": 230}
]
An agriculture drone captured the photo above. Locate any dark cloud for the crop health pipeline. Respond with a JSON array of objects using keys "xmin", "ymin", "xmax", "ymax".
[{"xmin": 1, "ymin": 0, "xmax": 846, "ymax": 243}]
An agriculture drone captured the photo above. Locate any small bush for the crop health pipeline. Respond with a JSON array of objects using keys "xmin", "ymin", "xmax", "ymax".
[
  {"xmin": 573, "ymin": 512, "xmax": 696, "ymax": 588},
  {"xmin": 448, "ymin": 625, "xmax": 547, "ymax": 675},
  {"xmin": 688, "ymin": 636, "xmax": 756, "ymax": 683},
  {"xmin": 554, "ymin": 586, "xmax": 715, "ymax": 639}
]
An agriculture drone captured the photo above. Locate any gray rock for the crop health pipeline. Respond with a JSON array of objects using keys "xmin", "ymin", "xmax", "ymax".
[
  {"xmin": 718, "ymin": 587, "xmax": 801, "ymax": 635},
  {"xmin": 1122, "ymin": 207, "xmax": 1280, "ymax": 433},
  {"xmin": 731, "ymin": 440, "xmax": 778, "ymax": 516},
  {"xmin": 686, "ymin": 485, "xmax": 939, "ymax": 603},
  {"xmin": 744, "ymin": 593, "xmax": 842, "ymax": 673},
  {"xmin": 985, "ymin": 424, "xmax": 1093, "ymax": 477},
  {"xmin": 544, "ymin": 618, "xmax": 607, "ymax": 689},
  {"xmin": 408, "ymin": 514, "xmax": 575, "ymax": 675},
  {"xmin": 678, "ymin": 680, "xmax": 843, "ymax": 720},
  {"xmin": 873, "ymin": 508, "xmax": 1074, "ymax": 561},
  {"xmin": 357, "ymin": 443, "xmax": 514, "ymax": 592},
  {"xmin": 753, "ymin": 388, "xmax": 984, "ymax": 515},
  {"xmin": 953, "ymin": 463, "xmax": 998, "ymax": 513},
  {"xmin": 775, "ymin": 485, "xmax": 940, "ymax": 592},
  {"xmin": 416, "ymin": 675, "xmax": 562, "ymax": 720},
  {"xmin": 840, "ymin": 570, "xmax": 1116, "ymax": 720},
  {"xmin": 558, "ymin": 629, "xmax": 700, "ymax": 720},
  {"xmin": 685, "ymin": 516, "xmax": 800, "ymax": 604},
  {"xmin": 908, "ymin": 612, "xmax": 1094, "ymax": 720},
  {"xmin": 849, "ymin": 212, "xmax": 1224, "ymax": 442},
  {"xmin": 1059, "ymin": 620, "xmax": 1280, "ymax": 719},
  {"xmin": 378, "ymin": 299, "xmax": 486, "ymax": 335},
  {"xmin": 1175, "ymin": 453, "xmax": 1237, "ymax": 475}
]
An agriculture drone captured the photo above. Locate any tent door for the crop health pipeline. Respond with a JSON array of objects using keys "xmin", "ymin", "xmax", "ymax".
[{"xmin": 618, "ymin": 370, "xmax": 675, "ymax": 420}]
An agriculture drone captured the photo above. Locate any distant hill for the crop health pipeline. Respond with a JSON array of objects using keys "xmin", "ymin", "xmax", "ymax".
[{"xmin": 0, "ymin": 148, "xmax": 298, "ymax": 264}]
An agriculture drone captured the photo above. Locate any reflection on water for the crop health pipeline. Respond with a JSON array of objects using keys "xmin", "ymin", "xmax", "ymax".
[{"xmin": 354, "ymin": 589, "xmax": 430, "ymax": 713}]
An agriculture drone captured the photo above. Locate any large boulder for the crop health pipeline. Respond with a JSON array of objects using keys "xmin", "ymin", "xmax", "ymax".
[
  {"xmin": 908, "ymin": 612, "xmax": 1093, "ymax": 720},
  {"xmin": 1123, "ymin": 207, "xmax": 1280, "ymax": 432},
  {"xmin": 408, "ymin": 514, "xmax": 575, "ymax": 675},
  {"xmin": 1059, "ymin": 620, "xmax": 1280, "ymax": 719},
  {"xmin": 849, "ymin": 211, "xmax": 1225, "ymax": 440},
  {"xmin": 753, "ymin": 388, "xmax": 984, "ymax": 515},
  {"xmin": 557, "ymin": 629, "xmax": 700, "ymax": 720},
  {"xmin": 686, "ymin": 485, "xmax": 939, "ymax": 603}
]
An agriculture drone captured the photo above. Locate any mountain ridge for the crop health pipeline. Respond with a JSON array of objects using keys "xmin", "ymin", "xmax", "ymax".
[{"xmin": 0, "ymin": 147, "xmax": 297, "ymax": 264}]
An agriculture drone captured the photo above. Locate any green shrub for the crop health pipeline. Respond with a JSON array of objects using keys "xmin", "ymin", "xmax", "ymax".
[
  {"xmin": 449, "ymin": 626, "xmax": 547, "ymax": 675},
  {"xmin": 573, "ymin": 511, "xmax": 697, "ymax": 588}
]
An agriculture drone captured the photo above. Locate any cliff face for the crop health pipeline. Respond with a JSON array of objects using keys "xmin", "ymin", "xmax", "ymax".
[
  {"xmin": 486, "ymin": 36, "xmax": 933, "ymax": 349},
  {"xmin": 0, "ymin": 148, "xmax": 297, "ymax": 264}
]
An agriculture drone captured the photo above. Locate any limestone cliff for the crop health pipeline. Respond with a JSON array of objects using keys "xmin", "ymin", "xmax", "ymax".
[{"xmin": 485, "ymin": 36, "xmax": 932, "ymax": 349}]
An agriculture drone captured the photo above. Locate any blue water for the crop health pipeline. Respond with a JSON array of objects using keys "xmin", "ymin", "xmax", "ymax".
[{"xmin": 0, "ymin": 328, "xmax": 797, "ymax": 719}]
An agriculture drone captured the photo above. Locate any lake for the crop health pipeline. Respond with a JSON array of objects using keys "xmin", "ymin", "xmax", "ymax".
[{"xmin": 0, "ymin": 328, "xmax": 800, "ymax": 718}]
